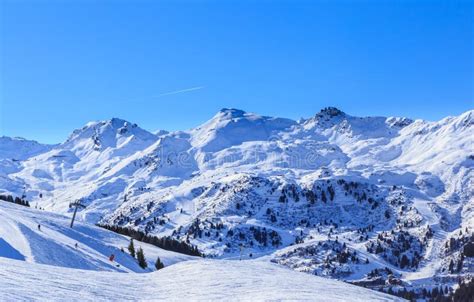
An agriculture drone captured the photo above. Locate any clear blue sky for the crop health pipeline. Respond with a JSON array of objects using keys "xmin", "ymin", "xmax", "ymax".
[{"xmin": 1, "ymin": 0, "xmax": 473, "ymax": 144}]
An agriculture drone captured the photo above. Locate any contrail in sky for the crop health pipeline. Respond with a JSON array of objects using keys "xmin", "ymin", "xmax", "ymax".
[
  {"xmin": 153, "ymin": 86, "xmax": 205, "ymax": 98},
  {"xmin": 114, "ymin": 86, "xmax": 205, "ymax": 103}
]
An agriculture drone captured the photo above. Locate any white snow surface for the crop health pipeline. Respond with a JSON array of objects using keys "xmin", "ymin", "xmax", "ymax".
[
  {"xmin": 0, "ymin": 257, "xmax": 401, "ymax": 301},
  {"xmin": 0, "ymin": 202, "xmax": 194, "ymax": 272},
  {"xmin": 0, "ymin": 201, "xmax": 401, "ymax": 301},
  {"xmin": 1, "ymin": 107, "xmax": 473, "ymax": 297}
]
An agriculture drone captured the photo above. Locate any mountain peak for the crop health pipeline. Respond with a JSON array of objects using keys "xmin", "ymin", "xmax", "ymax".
[
  {"xmin": 216, "ymin": 108, "xmax": 247, "ymax": 119},
  {"xmin": 83, "ymin": 117, "xmax": 136, "ymax": 130},
  {"xmin": 108, "ymin": 117, "xmax": 133, "ymax": 128},
  {"xmin": 64, "ymin": 117, "xmax": 156, "ymax": 151},
  {"xmin": 74, "ymin": 117, "xmax": 136, "ymax": 136},
  {"xmin": 192, "ymin": 108, "xmax": 296, "ymax": 152},
  {"xmin": 317, "ymin": 107, "xmax": 345, "ymax": 118},
  {"xmin": 300, "ymin": 107, "xmax": 346, "ymax": 128}
]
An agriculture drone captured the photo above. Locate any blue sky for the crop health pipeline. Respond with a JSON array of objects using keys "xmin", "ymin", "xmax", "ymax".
[{"xmin": 1, "ymin": 0, "xmax": 472, "ymax": 144}]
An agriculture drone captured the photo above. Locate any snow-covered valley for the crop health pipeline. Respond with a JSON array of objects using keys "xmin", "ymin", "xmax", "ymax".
[{"xmin": 0, "ymin": 107, "xmax": 472, "ymax": 300}]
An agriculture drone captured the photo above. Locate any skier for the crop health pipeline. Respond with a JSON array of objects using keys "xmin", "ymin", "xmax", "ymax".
[
  {"xmin": 109, "ymin": 254, "xmax": 115, "ymax": 262},
  {"xmin": 37, "ymin": 224, "xmax": 41, "ymax": 231},
  {"xmin": 75, "ymin": 243, "xmax": 78, "ymax": 249}
]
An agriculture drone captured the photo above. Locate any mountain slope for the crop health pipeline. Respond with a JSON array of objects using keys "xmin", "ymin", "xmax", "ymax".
[
  {"xmin": 0, "ymin": 202, "xmax": 194, "ymax": 272},
  {"xmin": 1, "ymin": 107, "xmax": 472, "ymax": 299},
  {"xmin": 0, "ymin": 201, "xmax": 401, "ymax": 301},
  {"xmin": 0, "ymin": 136, "xmax": 53, "ymax": 161},
  {"xmin": 0, "ymin": 257, "xmax": 401, "ymax": 301}
]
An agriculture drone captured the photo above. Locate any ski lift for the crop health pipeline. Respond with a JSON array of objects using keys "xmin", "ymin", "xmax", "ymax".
[
  {"xmin": 21, "ymin": 186, "xmax": 27, "ymax": 199},
  {"xmin": 69, "ymin": 199, "xmax": 87, "ymax": 228}
]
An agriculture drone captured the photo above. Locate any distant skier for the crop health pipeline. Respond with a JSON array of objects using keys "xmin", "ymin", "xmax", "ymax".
[
  {"xmin": 109, "ymin": 254, "xmax": 115, "ymax": 262},
  {"xmin": 37, "ymin": 224, "xmax": 41, "ymax": 231},
  {"xmin": 75, "ymin": 243, "xmax": 78, "ymax": 249}
]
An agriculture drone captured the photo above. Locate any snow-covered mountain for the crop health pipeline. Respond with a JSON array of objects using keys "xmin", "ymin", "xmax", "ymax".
[
  {"xmin": 1, "ymin": 107, "xmax": 473, "ymax": 299},
  {"xmin": 0, "ymin": 136, "xmax": 54, "ymax": 161},
  {"xmin": 0, "ymin": 202, "xmax": 400, "ymax": 301}
]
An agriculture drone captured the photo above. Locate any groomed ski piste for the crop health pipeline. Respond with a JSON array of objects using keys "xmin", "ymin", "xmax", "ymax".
[{"xmin": 0, "ymin": 202, "xmax": 401, "ymax": 301}]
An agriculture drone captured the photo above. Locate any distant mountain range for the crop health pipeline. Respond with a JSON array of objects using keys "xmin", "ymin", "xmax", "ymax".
[{"xmin": 1, "ymin": 107, "xmax": 472, "ymax": 299}]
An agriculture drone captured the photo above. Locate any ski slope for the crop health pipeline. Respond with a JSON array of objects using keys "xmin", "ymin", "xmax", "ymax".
[
  {"xmin": 0, "ymin": 202, "xmax": 195, "ymax": 272},
  {"xmin": 0, "ymin": 257, "xmax": 402, "ymax": 301},
  {"xmin": 0, "ymin": 201, "xmax": 401, "ymax": 301}
]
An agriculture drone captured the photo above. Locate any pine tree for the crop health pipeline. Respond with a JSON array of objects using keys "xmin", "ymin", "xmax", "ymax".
[
  {"xmin": 400, "ymin": 254, "xmax": 409, "ymax": 269},
  {"xmin": 154, "ymin": 257, "xmax": 165, "ymax": 270},
  {"xmin": 449, "ymin": 259, "xmax": 454, "ymax": 273},
  {"xmin": 128, "ymin": 239, "xmax": 136, "ymax": 258},
  {"xmin": 137, "ymin": 247, "xmax": 147, "ymax": 269},
  {"xmin": 321, "ymin": 191, "xmax": 327, "ymax": 203}
]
